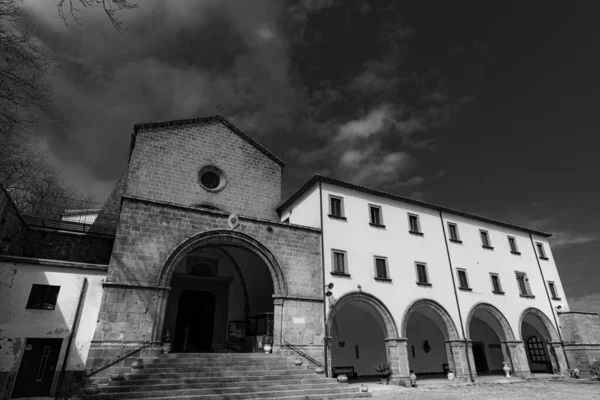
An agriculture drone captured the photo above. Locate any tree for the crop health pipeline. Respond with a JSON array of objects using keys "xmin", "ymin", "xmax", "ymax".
[
  {"xmin": 57, "ymin": 0, "xmax": 138, "ymax": 31},
  {"xmin": 0, "ymin": 0, "xmax": 51, "ymax": 139}
]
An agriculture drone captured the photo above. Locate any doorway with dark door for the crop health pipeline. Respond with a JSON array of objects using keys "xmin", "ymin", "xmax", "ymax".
[
  {"xmin": 173, "ymin": 290, "xmax": 216, "ymax": 352},
  {"xmin": 472, "ymin": 341, "xmax": 489, "ymax": 374},
  {"xmin": 11, "ymin": 338, "xmax": 63, "ymax": 399}
]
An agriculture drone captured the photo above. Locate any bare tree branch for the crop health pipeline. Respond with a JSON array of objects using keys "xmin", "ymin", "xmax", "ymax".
[{"xmin": 57, "ymin": 0, "xmax": 138, "ymax": 32}]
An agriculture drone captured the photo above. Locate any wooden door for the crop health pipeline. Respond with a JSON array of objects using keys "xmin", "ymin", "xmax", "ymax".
[{"xmin": 11, "ymin": 338, "xmax": 62, "ymax": 398}]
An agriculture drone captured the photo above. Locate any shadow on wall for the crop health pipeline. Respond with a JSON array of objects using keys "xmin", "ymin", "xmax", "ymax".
[{"xmin": 0, "ymin": 262, "xmax": 98, "ymax": 399}]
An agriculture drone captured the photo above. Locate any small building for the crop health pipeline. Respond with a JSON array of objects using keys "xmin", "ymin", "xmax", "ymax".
[{"xmin": 0, "ymin": 115, "xmax": 598, "ymax": 398}]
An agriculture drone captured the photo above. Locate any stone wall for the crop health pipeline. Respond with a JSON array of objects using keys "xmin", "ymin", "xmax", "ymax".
[
  {"xmin": 127, "ymin": 120, "xmax": 283, "ymax": 221},
  {"xmin": 559, "ymin": 311, "xmax": 600, "ymax": 375},
  {"xmin": 22, "ymin": 230, "xmax": 114, "ymax": 264}
]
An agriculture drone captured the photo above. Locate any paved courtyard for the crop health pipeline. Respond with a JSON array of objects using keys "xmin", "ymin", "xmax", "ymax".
[{"xmin": 349, "ymin": 379, "xmax": 600, "ymax": 399}]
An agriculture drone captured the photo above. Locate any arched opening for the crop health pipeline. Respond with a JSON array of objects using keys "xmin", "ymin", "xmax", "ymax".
[
  {"xmin": 326, "ymin": 292, "xmax": 398, "ymax": 380},
  {"xmin": 158, "ymin": 230, "xmax": 286, "ymax": 353},
  {"xmin": 520, "ymin": 308, "xmax": 560, "ymax": 374},
  {"xmin": 466, "ymin": 304, "xmax": 515, "ymax": 376},
  {"xmin": 402, "ymin": 300, "xmax": 459, "ymax": 379}
]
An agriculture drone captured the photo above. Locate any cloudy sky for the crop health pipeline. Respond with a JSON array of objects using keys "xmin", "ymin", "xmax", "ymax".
[{"xmin": 22, "ymin": 0, "xmax": 599, "ymax": 312}]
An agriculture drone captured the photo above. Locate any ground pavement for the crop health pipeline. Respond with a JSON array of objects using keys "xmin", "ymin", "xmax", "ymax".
[{"xmin": 348, "ymin": 378, "xmax": 600, "ymax": 399}]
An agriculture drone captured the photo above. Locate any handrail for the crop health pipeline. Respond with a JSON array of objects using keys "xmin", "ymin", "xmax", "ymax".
[
  {"xmin": 84, "ymin": 343, "xmax": 153, "ymax": 379},
  {"xmin": 284, "ymin": 341, "xmax": 324, "ymax": 368}
]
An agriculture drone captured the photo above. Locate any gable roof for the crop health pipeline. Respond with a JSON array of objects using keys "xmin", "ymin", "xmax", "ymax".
[
  {"xmin": 129, "ymin": 115, "xmax": 285, "ymax": 167},
  {"xmin": 277, "ymin": 175, "xmax": 552, "ymax": 238}
]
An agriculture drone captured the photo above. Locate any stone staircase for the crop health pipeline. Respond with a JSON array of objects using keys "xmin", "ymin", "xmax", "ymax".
[{"xmin": 82, "ymin": 352, "xmax": 372, "ymax": 399}]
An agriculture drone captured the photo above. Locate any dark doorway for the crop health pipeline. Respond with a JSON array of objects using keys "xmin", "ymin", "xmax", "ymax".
[
  {"xmin": 173, "ymin": 291, "xmax": 215, "ymax": 352},
  {"xmin": 472, "ymin": 341, "xmax": 489, "ymax": 373},
  {"xmin": 526, "ymin": 336, "xmax": 552, "ymax": 373},
  {"xmin": 11, "ymin": 338, "xmax": 62, "ymax": 398}
]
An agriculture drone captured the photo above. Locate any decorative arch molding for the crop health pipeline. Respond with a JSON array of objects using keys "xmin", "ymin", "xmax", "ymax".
[
  {"xmin": 518, "ymin": 307, "xmax": 560, "ymax": 342},
  {"xmin": 465, "ymin": 302, "xmax": 516, "ymax": 341},
  {"xmin": 157, "ymin": 229, "xmax": 287, "ymax": 297},
  {"xmin": 326, "ymin": 291, "xmax": 399, "ymax": 339},
  {"xmin": 401, "ymin": 298, "xmax": 460, "ymax": 341}
]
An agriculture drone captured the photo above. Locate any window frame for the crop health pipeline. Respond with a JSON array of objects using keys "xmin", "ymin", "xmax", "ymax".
[
  {"xmin": 516, "ymin": 271, "xmax": 534, "ymax": 298},
  {"xmin": 480, "ymin": 230, "xmax": 493, "ymax": 249},
  {"xmin": 328, "ymin": 195, "xmax": 346, "ymax": 219},
  {"xmin": 508, "ymin": 236, "xmax": 520, "ymax": 255},
  {"xmin": 408, "ymin": 213, "xmax": 423, "ymax": 236},
  {"xmin": 331, "ymin": 249, "xmax": 349, "ymax": 276},
  {"xmin": 456, "ymin": 269, "xmax": 471, "ymax": 291},
  {"xmin": 490, "ymin": 273, "xmax": 504, "ymax": 294},
  {"xmin": 373, "ymin": 256, "xmax": 391, "ymax": 281},
  {"xmin": 536, "ymin": 242, "xmax": 548, "ymax": 260},
  {"xmin": 26, "ymin": 284, "xmax": 61, "ymax": 310},
  {"xmin": 415, "ymin": 262, "xmax": 430, "ymax": 286},
  {"xmin": 447, "ymin": 222, "xmax": 461, "ymax": 243},
  {"xmin": 548, "ymin": 281, "xmax": 560, "ymax": 299},
  {"xmin": 369, "ymin": 204, "xmax": 385, "ymax": 227}
]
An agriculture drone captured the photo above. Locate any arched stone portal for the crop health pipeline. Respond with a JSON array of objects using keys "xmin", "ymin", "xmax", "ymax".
[
  {"xmin": 519, "ymin": 308, "xmax": 567, "ymax": 375},
  {"xmin": 402, "ymin": 299, "xmax": 462, "ymax": 380},
  {"xmin": 154, "ymin": 230, "xmax": 287, "ymax": 352},
  {"xmin": 465, "ymin": 303, "xmax": 530, "ymax": 378},
  {"xmin": 325, "ymin": 292, "xmax": 405, "ymax": 384}
]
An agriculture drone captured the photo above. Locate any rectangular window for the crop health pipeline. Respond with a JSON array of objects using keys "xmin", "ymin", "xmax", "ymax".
[
  {"xmin": 408, "ymin": 214, "xmax": 421, "ymax": 234},
  {"xmin": 416, "ymin": 263, "xmax": 429, "ymax": 284},
  {"xmin": 516, "ymin": 272, "xmax": 532, "ymax": 296},
  {"xmin": 374, "ymin": 257, "xmax": 389, "ymax": 279},
  {"xmin": 548, "ymin": 281, "xmax": 559, "ymax": 299},
  {"xmin": 480, "ymin": 230, "xmax": 492, "ymax": 248},
  {"xmin": 332, "ymin": 250, "xmax": 347, "ymax": 275},
  {"xmin": 26, "ymin": 284, "xmax": 60, "ymax": 310},
  {"xmin": 508, "ymin": 236, "xmax": 519, "ymax": 254},
  {"xmin": 457, "ymin": 269, "xmax": 470, "ymax": 289},
  {"xmin": 369, "ymin": 205, "xmax": 383, "ymax": 226},
  {"xmin": 329, "ymin": 196, "xmax": 344, "ymax": 218},
  {"xmin": 448, "ymin": 223, "xmax": 460, "ymax": 242},
  {"xmin": 490, "ymin": 274, "xmax": 503, "ymax": 293},
  {"xmin": 536, "ymin": 243, "xmax": 548, "ymax": 259}
]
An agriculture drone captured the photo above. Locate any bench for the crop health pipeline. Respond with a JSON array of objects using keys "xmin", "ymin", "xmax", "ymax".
[{"xmin": 332, "ymin": 366, "xmax": 358, "ymax": 379}]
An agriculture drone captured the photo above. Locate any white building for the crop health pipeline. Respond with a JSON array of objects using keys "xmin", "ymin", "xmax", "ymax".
[{"xmin": 279, "ymin": 175, "xmax": 570, "ymax": 381}]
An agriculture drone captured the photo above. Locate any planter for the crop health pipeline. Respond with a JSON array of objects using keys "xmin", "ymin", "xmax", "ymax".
[
  {"xmin": 447, "ymin": 372, "xmax": 455, "ymax": 381},
  {"xmin": 360, "ymin": 384, "xmax": 369, "ymax": 392},
  {"xmin": 380, "ymin": 378, "xmax": 388, "ymax": 385},
  {"xmin": 110, "ymin": 373, "xmax": 125, "ymax": 381},
  {"xmin": 410, "ymin": 372, "xmax": 417, "ymax": 387},
  {"xmin": 131, "ymin": 359, "xmax": 144, "ymax": 370},
  {"xmin": 337, "ymin": 374, "xmax": 348, "ymax": 383},
  {"xmin": 162, "ymin": 343, "xmax": 172, "ymax": 354},
  {"xmin": 315, "ymin": 367, "xmax": 325, "ymax": 374},
  {"xmin": 82, "ymin": 384, "xmax": 99, "ymax": 395},
  {"xmin": 502, "ymin": 362, "xmax": 511, "ymax": 378},
  {"xmin": 263, "ymin": 344, "xmax": 272, "ymax": 354},
  {"xmin": 294, "ymin": 357, "xmax": 303, "ymax": 366}
]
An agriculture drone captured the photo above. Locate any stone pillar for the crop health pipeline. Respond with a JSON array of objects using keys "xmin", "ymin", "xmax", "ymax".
[
  {"xmin": 445, "ymin": 340, "xmax": 477, "ymax": 382},
  {"xmin": 272, "ymin": 297, "xmax": 284, "ymax": 351},
  {"xmin": 502, "ymin": 340, "xmax": 531, "ymax": 379},
  {"xmin": 548, "ymin": 341, "xmax": 568, "ymax": 375},
  {"xmin": 386, "ymin": 338, "xmax": 410, "ymax": 386}
]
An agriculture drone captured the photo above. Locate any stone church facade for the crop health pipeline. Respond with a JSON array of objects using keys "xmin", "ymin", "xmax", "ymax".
[{"xmin": 1, "ymin": 115, "xmax": 599, "ymax": 398}]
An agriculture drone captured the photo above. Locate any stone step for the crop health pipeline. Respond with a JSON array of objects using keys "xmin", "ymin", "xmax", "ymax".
[
  {"xmin": 134, "ymin": 362, "xmax": 294, "ymax": 371},
  {"xmin": 84, "ymin": 386, "xmax": 368, "ymax": 400},
  {"xmin": 105, "ymin": 373, "xmax": 331, "ymax": 387},
  {"xmin": 143, "ymin": 358, "xmax": 291, "ymax": 366},
  {"xmin": 105, "ymin": 377, "xmax": 335, "ymax": 391},
  {"xmin": 160, "ymin": 353, "xmax": 280, "ymax": 359},
  {"xmin": 123, "ymin": 368, "xmax": 316, "ymax": 379},
  {"xmin": 95, "ymin": 382, "xmax": 346, "ymax": 397}
]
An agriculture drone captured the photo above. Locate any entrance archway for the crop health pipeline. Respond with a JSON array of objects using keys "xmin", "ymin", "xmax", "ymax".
[
  {"xmin": 326, "ymin": 292, "xmax": 399, "ymax": 379},
  {"xmin": 156, "ymin": 230, "xmax": 287, "ymax": 352},
  {"xmin": 466, "ymin": 303, "xmax": 515, "ymax": 375},
  {"xmin": 402, "ymin": 299, "xmax": 460, "ymax": 378},
  {"xmin": 519, "ymin": 308, "xmax": 560, "ymax": 374}
]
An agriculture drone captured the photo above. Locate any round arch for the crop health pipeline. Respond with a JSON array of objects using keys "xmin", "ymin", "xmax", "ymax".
[
  {"xmin": 157, "ymin": 229, "xmax": 287, "ymax": 297},
  {"xmin": 519, "ymin": 308, "xmax": 560, "ymax": 342},
  {"xmin": 326, "ymin": 291, "xmax": 399, "ymax": 339},
  {"xmin": 401, "ymin": 299, "xmax": 460, "ymax": 341},
  {"xmin": 465, "ymin": 303, "xmax": 516, "ymax": 342}
]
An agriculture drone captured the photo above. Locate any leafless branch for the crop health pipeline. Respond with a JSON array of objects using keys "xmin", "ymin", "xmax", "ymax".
[{"xmin": 57, "ymin": 0, "xmax": 138, "ymax": 32}]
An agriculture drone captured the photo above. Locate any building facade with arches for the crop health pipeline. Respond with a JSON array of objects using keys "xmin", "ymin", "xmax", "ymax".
[{"xmin": 1, "ymin": 115, "xmax": 599, "ymax": 398}]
